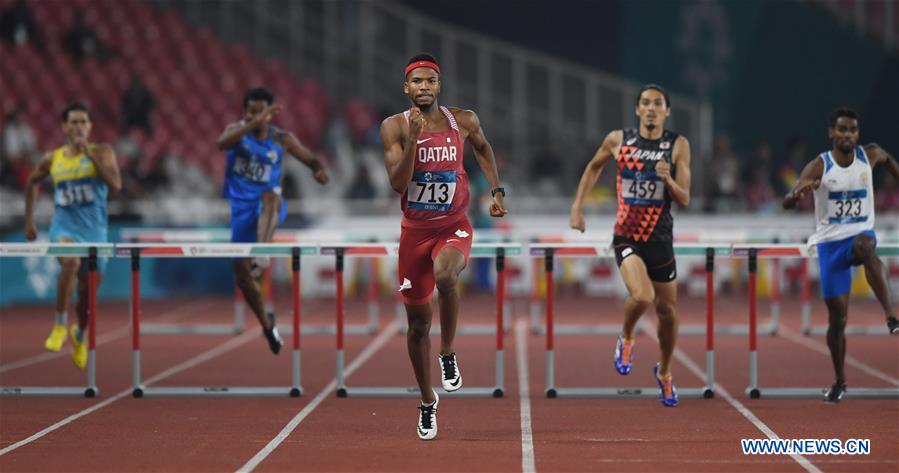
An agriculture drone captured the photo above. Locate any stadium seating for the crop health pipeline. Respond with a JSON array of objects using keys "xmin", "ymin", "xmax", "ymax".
[{"xmin": 0, "ymin": 0, "xmax": 331, "ymax": 182}]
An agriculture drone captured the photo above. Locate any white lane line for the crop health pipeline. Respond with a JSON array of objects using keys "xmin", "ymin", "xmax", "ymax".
[
  {"xmin": 641, "ymin": 322, "xmax": 823, "ymax": 473},
  {"xmin": 0, "ymin": 328, "xmax": 259, "ymax": 457},
  {"xmin": 0, "ymin": 299, "xmax": 214, "ymax": 373},
  {"xmin": 236, "ymin": 320, "xmax": 400, "ymax": 473},
  {"xmin": 779, "ymin": 326, "xmax": 899, "ymax": 386},
  {"xmin": 515, "ymin": 320, "xmax": 536, "ymax": 473}
]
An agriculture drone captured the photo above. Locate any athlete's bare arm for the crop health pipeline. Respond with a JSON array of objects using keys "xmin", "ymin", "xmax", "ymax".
[
  {"xmin": 569, "ymin": 130, "xmax": 622, "ymax": 232},
  {"xmin": 216, "ymin": 104, "xmax": 283, "ymax": 150},
  {"xmin": 82, "ymin": 143, "xmax": 121, "ymax": 193},
  {"xmin": 24, "ymin": 152, "xmax": 53, "ymax": 241},
  {"xmin": 380, "ymin": 109, "xmax": 423, "ymax": 193},
  {"xmin": 282, "ymin": 131, "xmax": 329, "ymax": 184},
  {"xmin": 864, "ymin": 143, "xmax": 899, "ymax": 183},
  {"xmin": 783, "ymin": 156, "xmax": 824, "ymax": 210},
  {"xmin": 453, "ymin": 108, "xmax": 507, "ymax": 217},
  {"xmin": 657, "ymin": 136, "xmax": 691, "ymax": 207}
]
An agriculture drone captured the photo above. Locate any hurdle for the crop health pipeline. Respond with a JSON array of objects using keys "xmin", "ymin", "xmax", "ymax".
[
  {"xmin": 120, "ymin": 227, "xmax": 381, "ymax": 336},
  {"xmin": 0, "ymin": 243, "xmax": 112, "ymax": 398},
  {"xmin": 529, "ymin": 243, "xmax": 745, "ymax": 337},
  {"xmin": 118, "ymin": 243, "xmax": 314, "ymax": 397},
  {"xmin": 801, "ymin": 244, "xmax": 899, "ymax": 336},
  {"xmin": 530, "ymin": 243, "xmax": 716, "ymax": 399},
  {"xmin": 329, "ymin": 243, "xmax": 520, "ymax": 398},
  {"xmin": 743, "ymin": 244, "xmax": 899, "ymax": 399}
]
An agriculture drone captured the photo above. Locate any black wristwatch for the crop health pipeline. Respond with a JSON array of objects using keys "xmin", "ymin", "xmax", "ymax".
[{"xmin": 491, "ymin": 187, "xmax": 505, "ymax": 198}]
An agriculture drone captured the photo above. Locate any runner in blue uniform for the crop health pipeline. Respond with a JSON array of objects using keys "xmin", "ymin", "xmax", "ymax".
[{"xmin": 217, "ymin": 87, "xmax": 329, "ymax": 354}]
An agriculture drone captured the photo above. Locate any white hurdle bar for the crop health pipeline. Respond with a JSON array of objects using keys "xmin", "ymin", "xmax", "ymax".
[
  {"xmin": 742, "ymin": 244, "xmax": 899, "ymax": 399},
  {"xmin": 0, "ymin": 243, "xmax": 112, "ymax": 397},
  {"xmin": 801, "ymin": 245, "xmax": 899, "ymax": 336},
  {"xmin": 118, "ymin": 243, "xmax": 315, "ymax": 397},
  {"xmin": 529, "ymin": 243, "xmax": 751, "ymax": 336},
  {"xmin": 530, "ymin": 243, "xmax": 716, "ymax": 399},
  {"xmin": 121, "ymin": 228, "xmax": 366, "ymax": 335},
  {"xmin": 328, "ymin": 243, "xmax": 520, "ymax": 398}
]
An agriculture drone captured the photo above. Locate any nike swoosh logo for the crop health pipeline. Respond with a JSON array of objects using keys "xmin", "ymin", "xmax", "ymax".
[
  {"xmin": 449, "ymin": 378, "xmax": 461, "ymax": 387},
  {"xmin": 626, "ymin": 138, "xmax": 637, "ymax": 145},
  {"xmin": 416, "ymin": 138, "xmax": 432, "ymax": 144},
  {"xmin": 418, "ymin": 427, "xmax": 430, "ymax": 437}
]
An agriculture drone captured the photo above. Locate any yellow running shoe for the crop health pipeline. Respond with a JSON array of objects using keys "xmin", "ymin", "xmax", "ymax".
[
  {"xmin": 44, "ymin": 324, "xmax": 68, "ymax": 352},
  {"xmin": 70, "ymin": 325, "xmax": 87, "ymax": 370}
]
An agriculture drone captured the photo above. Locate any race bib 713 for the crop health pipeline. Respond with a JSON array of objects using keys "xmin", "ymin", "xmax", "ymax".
[{"xmin": 407, "ymin": 170, "xmax": 456, "ymax": 211}]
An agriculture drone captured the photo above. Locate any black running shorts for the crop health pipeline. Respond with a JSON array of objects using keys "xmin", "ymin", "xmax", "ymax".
[{"xmin": 612, "ymin": 235, "xmax": 677, "ymax": 283}]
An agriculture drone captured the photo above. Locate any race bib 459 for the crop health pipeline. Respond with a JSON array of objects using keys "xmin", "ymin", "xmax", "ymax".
[{"xmin": 621, "ymin": 176, "xmax": 664, "ymax": 206}]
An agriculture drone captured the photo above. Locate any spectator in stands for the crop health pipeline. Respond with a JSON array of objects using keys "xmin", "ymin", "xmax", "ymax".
[
  {"xmin": 530, "ymin": 147, "xmax": 562, "ymax": 195},
  {"xmin": 771, "ymin": 136, "xmax": 806, "ymax": 197},
  {"xmin": 344, "ymin": 163, "xmax": 376, "ymax": 200},
  {"xmin": 1, "ymin": 110, "xmax": 38, "ymax": 190},
  {"xmin": 63, "ymin": 11, "xmax": 113, "ymax": 64},
  {"xmin": 875, "ymin": 173, "xmax": 899, "ymax": 211},
  {"xmin": 0, "ymin": 0, "xmax": 44, "ymax": 51},
  {"xmin": 744, "ymin": 140, "xmax": 775, "ymax": 212},
  {"xmin": 114, "ymin": 129, "xmax": 144, "ymax": 201},
  {"xmin": 706, "ymin": 133, "xmax": 741, "ymax": 212},
  {"xmin": 120, "ymin": 77, "xmax": 155, "ymax": 134}
]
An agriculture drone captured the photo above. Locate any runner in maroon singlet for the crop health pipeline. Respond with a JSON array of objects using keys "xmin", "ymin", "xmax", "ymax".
[{"xmin": 380, "ymin": 53, "xmax": 507, "ymax": 440}]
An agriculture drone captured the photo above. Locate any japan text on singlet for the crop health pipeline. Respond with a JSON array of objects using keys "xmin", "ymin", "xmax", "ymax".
[
  {"xmin": 223, "ymin": 126, "xmax": 284, "ymax": 201},
  {"xmin": 614, "ymin": 128, "xmax": 678, "ymax": 242},
  {"xmin": 400, "ymin": 106, "xmax": 469, "ymax": 228}
]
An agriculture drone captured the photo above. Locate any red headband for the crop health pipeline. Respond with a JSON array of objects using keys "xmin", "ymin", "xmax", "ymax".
[{"xmin": 404, "ymin": 61, "xmax": 441, "ymax": 78}]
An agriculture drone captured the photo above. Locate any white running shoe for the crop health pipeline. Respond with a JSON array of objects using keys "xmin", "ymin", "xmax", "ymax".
[
  {"xmin": 417, "ymin": 391, "xmax": 439, "ymax": 440},
  {"xmin": 439, "ymin": 352, "xmax": 462, "ymax": 392}
]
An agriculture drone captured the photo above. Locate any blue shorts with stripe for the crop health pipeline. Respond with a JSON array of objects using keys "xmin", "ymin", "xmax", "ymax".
[
  {"xmin": 230, "ymin": 196, "xmax": 287, "ymax": 243},
  {"xmin": 817, "ymin": 230, "xmax": 876, "ymax": 299}
]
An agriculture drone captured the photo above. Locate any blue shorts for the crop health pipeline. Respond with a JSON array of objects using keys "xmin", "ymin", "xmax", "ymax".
[
  {"xmin": 230, "ymin": 196, "xmax": 287, "ymax": 243},
  {"xmin": 817, "ymin": 230, "xmax": 876, "ymax": 299},
  {"xmin": 48, "ymin": 231, "xmax": 109, "ymax": 273}
]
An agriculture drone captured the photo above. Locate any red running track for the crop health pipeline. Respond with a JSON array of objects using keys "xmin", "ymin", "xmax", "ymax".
[{"xmin": 1, "ymin": 293, "xmax": 897, "ymax": 472}]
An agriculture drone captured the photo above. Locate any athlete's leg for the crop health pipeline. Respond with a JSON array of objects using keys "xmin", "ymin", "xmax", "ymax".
[
  {"xmin": 406, "ymin": 302, "xmax": 437, "ymax": 404},
  {"xmin": 234, "ymin": 259, "xmax": 270, "ymax": 328},
  {"xmin": 652, "ymin": 280, "xmax": 678, "ymax": 376},
  {"xmin": 824, "ymin": 294, "xmax": 850, "ymax": 384},
  {"xmin": 851, "ymin": 233, "xmax": 896, "ymax": 321},
  {"xmin": 55, "ymin": 236, "xmax": 79, "ymax": 316},
  {"xmin": 433, "ymin": 247, "xmax": 466, "ymax": 355},
  {"xmin": 256, "ymin": 192, "xmax": 282, "ymax": 243},
  {"xmin": 619, "ymin": 256, "xmax": 655, "ymax": 340},
  {"xmin": 74, "ymin": 270, "xmax": 104, "ymax": 334},
  {"xmin": 231, "ymin": 198, "xmax": 273, "ymax": 330}
]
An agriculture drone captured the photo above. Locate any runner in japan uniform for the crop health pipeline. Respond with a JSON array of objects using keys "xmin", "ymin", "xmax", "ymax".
[
  {"xmin": 612, "ymin": 128, "xmax": 679, "ymax": 282},
  {"xmin": 397, "ymin": 105, "xmax": 473, "ymax": 305}
]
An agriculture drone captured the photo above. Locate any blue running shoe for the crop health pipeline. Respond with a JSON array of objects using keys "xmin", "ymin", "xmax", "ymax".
[
  {"xmin": 613, "ymin": 336, "xmax": 635, "ymax": 375},
  {"xmin": 654, "ymin": 363, "xmax": 678, "ymax": 407}
]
